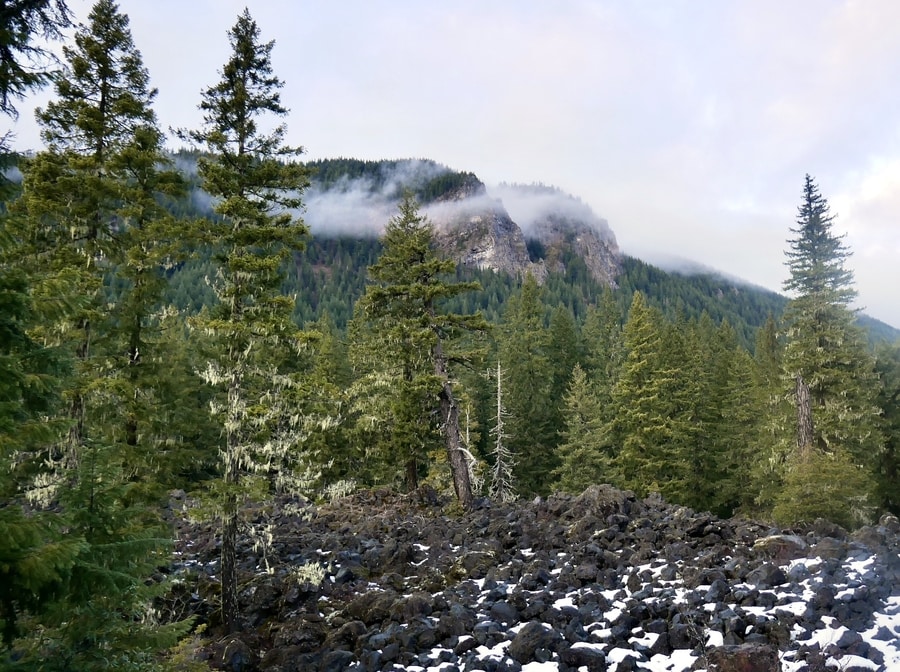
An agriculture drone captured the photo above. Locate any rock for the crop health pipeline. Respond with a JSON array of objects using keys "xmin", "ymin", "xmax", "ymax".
[
  {"xmin": 507, "ymin": 621, "xmax": 563, "ymax": 664},
  {"xmin": 745, "ymin": 563, "xmax": 787, "ymax": 589},
  {"xmin": 559, "ymin": 642, "xmax": 606, "ymax": 671},
  {"xmin": 167, "ymin": 486, "xmax": 900, "ymax": 672},
  {"xmin": 813, "ymin": 536, "xmax": 848, "ymax": 560},
  {"xmin": 705, "ymin": 643, "xmax": 781, "ymax": 671},
  {"xmin": 319, "ymin": 650, "xmax": 354, "ymax": 672},
  {"xmin": 753, "ymin": 534, "xmax": 808, "ymax": 562},
  {"xmin": 489, "ymin": 600, "xmax": 519, "ymax": 625},
  {"xmin": 221, "ymin": 636, "xmax": 258, "ymax": 672}
]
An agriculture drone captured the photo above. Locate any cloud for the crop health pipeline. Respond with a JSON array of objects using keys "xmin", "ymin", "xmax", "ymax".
[
  {"xmin": 487, "ymin": 183, "xmax": 616, "ymax": 243},
  {"xmin": 303, "ymin": 159, "xmax": 453, "ymax": 237}
]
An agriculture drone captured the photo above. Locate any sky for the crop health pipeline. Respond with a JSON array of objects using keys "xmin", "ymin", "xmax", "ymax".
[{"xmin": 9, "ymin": 0, "xmax": 900, "ymax": 327}]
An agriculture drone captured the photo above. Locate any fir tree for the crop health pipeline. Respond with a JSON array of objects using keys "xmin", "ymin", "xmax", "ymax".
[
  {"xmin": 873, "ymin": 343, "xmax": 900, "ymax": 515},
  {"xmin": 180, "ymin": 8, "xmax": 312, "ymax": 632},
  {"xmin": 582, "ymin": 289, "xmax": 624, "ymax": 390},
  {"xmin": 0, "ymin": 0, "xmax": 71, "ymax": 119},
  {"xmin": 607, "ymin": 292, "xmax": 695, "ymax": 502},
  {"xmin": 554, "ymin": 364, "xmax": 608, "ymax": 493},
  {"xmin": 774, "ymin": 175, "xmax": 880, "ymax": 525},
  {"xmin": 1, "ymin": 3, "xmax": 191, "ymax": 663},
  {"xmin": 498, "ymin": 274, "xmax": 557, "ymax": 496},
  {"xmin": 0, "ymin": 245, "xmax": 82, "ymax": 652},
  {"xmin": 17, "ymin": 0, "xmax": 164, "ymax": 475},
  {"xmin": 351, "ymin": 193, "xmax": 487, "ymax": 508}
]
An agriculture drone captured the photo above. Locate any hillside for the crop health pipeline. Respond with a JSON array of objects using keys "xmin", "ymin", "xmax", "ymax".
[{"xmin": 164, "ymin": 155, "xmax": 896, "ymax": 348}]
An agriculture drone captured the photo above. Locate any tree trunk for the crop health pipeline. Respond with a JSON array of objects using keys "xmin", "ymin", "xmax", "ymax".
[
  {"xmin": 433, "ymin": 341, "xmax": 473, "ymax": 509},
  {"xmin": 405, "ymin": 458, "xmax": 419, "ymax": 492},
  {"xmin": 222, "ymin": 370, "xmax": 241, "ymax": 634},
  {"xmin": 439, "ymin": 379, "xmax": 474, "ymax": 509},
  {"xmin": 221, "ymin": 507, "xmax": 239, "ymax": 633},
  {"xmin": 795, "ymin": 374, "xmax": 814, "ymax": 457}
]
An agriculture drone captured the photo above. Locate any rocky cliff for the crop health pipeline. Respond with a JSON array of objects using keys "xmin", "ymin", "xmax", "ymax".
[
  {"xmin": 426, "ymin": 180, "xmax": 546, "ymax": 282},
  {"xmin": 427, "ymin": 178, "xmax": 621, "ymax": 288}
]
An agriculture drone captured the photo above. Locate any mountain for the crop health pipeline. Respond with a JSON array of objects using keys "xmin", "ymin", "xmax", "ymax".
[
  {"xmin": 302, "ymin": 159, "xmax": 621, "ymax": 289},
  {"xmin": 166, "ymin": 154, "xmax": 899, "ymax": 346}
]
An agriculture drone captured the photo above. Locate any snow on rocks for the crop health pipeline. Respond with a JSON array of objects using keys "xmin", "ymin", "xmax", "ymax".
[{"xmin": 171, "ymin": 486, "xmax": 900, "ymax": 672}]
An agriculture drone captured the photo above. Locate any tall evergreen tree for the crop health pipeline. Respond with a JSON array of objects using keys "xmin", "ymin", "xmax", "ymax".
[
  {"xmin": 180, "ymin": 8, "xmax": 311, "ymax": 632},
  {"xmin": 18, "ymin": 0, "xmax": 164, "ymax": 473},
  {"xmin": 498, "ymin": 274, "xmax": 557, "ymax": 496},
  {"xmin": 0, "ymin": 232, "xmax": 82, "ymax": 653},
  {"xmin": 554, "ymin": 364, "xmax": 608, "ymax": 492},
  {"xmin": 582, "ymin": 289, "xmax": 624, "ymax": 391},
  {"xmin": 0, "ymin": 0, "xmax": 77, "ymax": 654},
  {"xmin": 774, "ymin": 175, "xmax": 880, "ymax": 525},
  {"xmin": 351, "ymin": 193, "xmax": 487, "ymax": 508},
  {"xmin": 4, "ymin": 2, "xmax": 193, "ymax": 664},
  {"xmin": 873, "ymin": 343, "xmax": 900, "ymax": 515},
  {"xmin": 607, "ymin": 292, "xmax": 696, "ymax": 502},
  {"xmin": 0, "ymin": 0, "xmax": 71, "ymax": 120}
]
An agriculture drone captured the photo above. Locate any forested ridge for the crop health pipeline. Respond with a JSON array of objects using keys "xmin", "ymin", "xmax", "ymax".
[{"xmin": 1, "ymin": 2, "xmax": 899, "ymax": 668}]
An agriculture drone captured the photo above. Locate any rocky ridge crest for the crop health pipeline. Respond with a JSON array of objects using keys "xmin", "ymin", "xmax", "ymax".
[{"xmin": 425, "ymin": 177, "xmax": 621, "ymax": 287}]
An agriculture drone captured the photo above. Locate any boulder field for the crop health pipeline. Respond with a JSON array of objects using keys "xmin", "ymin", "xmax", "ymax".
[{"xmin": 166, "ymin": 485, "xmax": 900, "ymax": 672}]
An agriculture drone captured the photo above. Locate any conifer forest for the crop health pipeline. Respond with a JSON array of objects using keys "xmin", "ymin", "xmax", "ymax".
[{"xmin": 1, "ymin": 2, "xmax": 898, "ymax": 668}]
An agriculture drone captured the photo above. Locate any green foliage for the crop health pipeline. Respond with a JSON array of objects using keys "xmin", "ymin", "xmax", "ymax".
[
  {"xmin": 180, "ymin": 7, "xmax": 314, "ymax": 632},
  {"xmin": 772, "ymin": 449, "xmax": 875, "ymax": 530},
  {"xmin": 606, "ymin": 292, "xmax": 698, "ymax": 503},
  {"xmin": 618, "ymin": 256, "xmax": 788, "ymax": 350},
  {"xmin": 0, "ymin": 0, "xmax": 71, "ymax": 119},
  {"xmin": 349, "ymin": 194, "xmax": 487, "ymax": 498},
  {"xmin": 305, "ymin": 157, "xmax": 479, "ymax": 204},
  {"xmin": 773, "ymin": 176, "xmax": 882, "ymax": 524},
  {"xmin": 498, "ymin": 274, "xmax": 558, "ymax": 495},
  {"xmin": 873, "ymin": 342, "xmax": 900, "ymax": 514},
  {"xmin": 553, "ymin": 364, "xmax": 609, "ymax": 492}
]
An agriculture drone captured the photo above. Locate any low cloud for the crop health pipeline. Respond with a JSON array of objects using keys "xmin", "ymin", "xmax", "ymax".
[{"xmin": 489, "ymin": 183, "xmax": 616, "ymax": 243}]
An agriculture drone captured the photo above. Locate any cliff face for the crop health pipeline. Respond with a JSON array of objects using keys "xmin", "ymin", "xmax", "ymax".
[
  {"xmin": 427, "ymin": 178, "xmax": 620, "ymax": 287},
  {"xmin": 427, "ymin": 184, "xmax": 547, "ymax": 282},
  {"xmin": 529, "ymin": 212, "xmax": 621, "ymax": 288},
  {"xmin": 301, "ymin": 158, "xmax": 623, "ymax": 287}
]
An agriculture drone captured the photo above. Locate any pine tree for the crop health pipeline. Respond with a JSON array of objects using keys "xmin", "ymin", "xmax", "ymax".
[
  {"xmin": 1, "ymin": 3, "xmax": 192, "ymax": 663},
  {"xmin": 0, "ymin": 1, "xmax": 79, "ymax": 653},
  {"xmin": 351, "ymin": 193, "xmax": 487, "ymax": 508},
  {"xmin": 582, "ymin": 289, "xmax": 624, "ymax": 391},
  {"xmin": 180, "ymin": 8, "xmax": 312, "ymax": 632},
  {"xmin": 0, "ymin": 240, "xmax": 82, "ymax": 652},
  {"xmin": 0, "ymin": 0, "xmax": 71, "ymax": 119},
  {"xmin": 873, "ymin": 343, "xmax": 900, "ymax": 515},
  {"xmin": 774, "ymin": 175, "xmax": 880, "ymax": 525},
  {"xmin": 607, "ymin": 292, "xmax": 695, "ymax": 502},
  {"xmin": 547, "ymin": 305, "xmax": 580, "ymax": 407},
  {"xmin": 498, "ymin": 274, "xmax": 557, "ymax": 496},
  {"xmin": 17, "ymin": 0, "xmax": 165, "ymax": 475},
  {"xmin": 554, "ymin": 364, "xmax": 608, "ymax": 493},
  {"xmin": 749, "ymin": 314, "xmax": 792, "ymax": 513},
  {"xmin": 691, "ymin": 318, "xmax": 761, "ymax": 516}
]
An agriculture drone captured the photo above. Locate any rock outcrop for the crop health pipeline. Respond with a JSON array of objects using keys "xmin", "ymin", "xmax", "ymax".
[
  {"xmin": 427, "ymin": 187, "xmax": 544, "ymax": 282},
  {"xmin": 427, "ymin": 178, "xmax": 621, "ymax": 287}
]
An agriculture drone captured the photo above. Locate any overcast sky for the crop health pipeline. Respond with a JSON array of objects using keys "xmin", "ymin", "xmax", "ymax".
[{"xmin": 10, "ymin": 0, "xmax": 900, "ymax": 327}]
